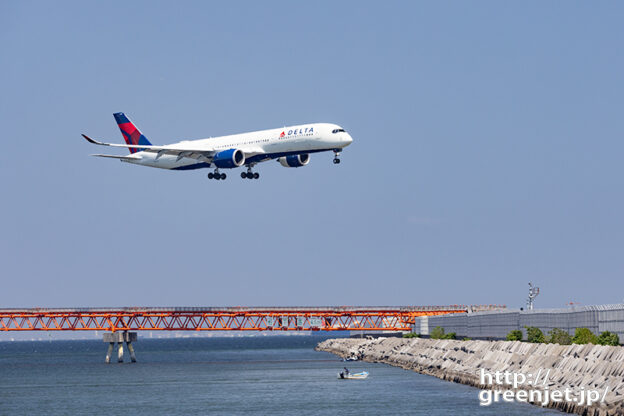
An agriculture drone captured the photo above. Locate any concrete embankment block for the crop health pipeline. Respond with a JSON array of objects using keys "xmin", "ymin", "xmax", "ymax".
[{"xmin": 316, "ymin": 337, "xmax": 624, "ymax": 416}]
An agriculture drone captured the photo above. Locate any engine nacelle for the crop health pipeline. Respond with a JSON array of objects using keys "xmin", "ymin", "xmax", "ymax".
[
  {"xmin": 213, "ymin": 148, "xmax": 245, "ymax": 168},
  {"xmin": 278, "ymin": 154, "xmax": 310, "ymax": 168}
]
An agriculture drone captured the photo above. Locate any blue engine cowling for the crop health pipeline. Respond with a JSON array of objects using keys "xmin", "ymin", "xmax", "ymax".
[
  {"xmin": 278, "ymin": 154, "xmax": 310, "ymax": 168},
  {"xmin": 213, "ymin": 148, "xmax": 245, "ymax": 168}
]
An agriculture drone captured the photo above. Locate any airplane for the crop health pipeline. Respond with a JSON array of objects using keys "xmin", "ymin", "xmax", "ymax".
[{"xmin": 82, "ymin": 113, "xmax": 353, "ymax": 180}]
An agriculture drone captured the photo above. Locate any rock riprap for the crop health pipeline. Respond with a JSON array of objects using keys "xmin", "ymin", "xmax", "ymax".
[{"xmin": 316, "ymin": 338, "xmax": 624, "ymax": 415}]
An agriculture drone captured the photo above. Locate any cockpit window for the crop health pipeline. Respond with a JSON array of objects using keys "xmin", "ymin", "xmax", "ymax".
[{"xmin": 332, "ymin": 128, "xmax": 346, "ymax": 134}]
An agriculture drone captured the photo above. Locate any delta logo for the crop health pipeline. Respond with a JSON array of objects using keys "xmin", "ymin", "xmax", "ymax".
[{"xmin": 279, "ymin": 127, "xmax": 314, "ymax": 138}]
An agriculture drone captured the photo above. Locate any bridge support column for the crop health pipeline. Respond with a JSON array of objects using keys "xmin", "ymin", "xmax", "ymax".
[
  {"xmin": 127, "ymin": 341, "xmax": 137, "ymax": 363},
  {"xmin": 117, "ymin": 342, "xmax": 124, "ymax": 363},
  {"xmin": 103, "ymin": 331, "xmax": 137, "ymax": 363},
  {"xmin": 105, "ymin": 342, "xmax": 114, "ymax": 363}
]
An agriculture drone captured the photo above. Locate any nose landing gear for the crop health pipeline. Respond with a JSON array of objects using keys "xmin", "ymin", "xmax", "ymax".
[
  {"xmin": 333, "ymin": 150, "xmax": 341, "ymax": 164},
  {"xmin": 241, "ymin": 166, "xmax": 260, "ymax": 180},
  {"xmin": 208, "ymin": 169, "xmax": 226, "ymax": 180}
]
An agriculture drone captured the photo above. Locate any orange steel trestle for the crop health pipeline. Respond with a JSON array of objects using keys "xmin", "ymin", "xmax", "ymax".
[{"xmin": 0, "ymin": 306, "xmax": 504, "ymax": 332}]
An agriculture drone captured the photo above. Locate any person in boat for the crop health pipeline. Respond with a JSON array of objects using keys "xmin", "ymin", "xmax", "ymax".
[{"xmin": 343, "ymin": 367, "xmax": 350, "ymax": 375}]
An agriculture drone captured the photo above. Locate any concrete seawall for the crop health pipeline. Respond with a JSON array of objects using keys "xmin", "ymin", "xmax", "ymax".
[{"xmin": 316, "ymin": 338, "xmax": 624, "ymax": 415}]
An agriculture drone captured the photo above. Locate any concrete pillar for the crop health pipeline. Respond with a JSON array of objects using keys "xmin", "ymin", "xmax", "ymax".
[
  {"xmin": 127, "ymin": 341, "xmax": 137, "ymax": 363},
  {"xmin": 103, "ymin": 331, "xmax": 137, "ymax": 363},
  {"xmin": 105, "ymin": 342, "xmax": 114, "ymax": 363},
  {"xmin": 117, "ymin": 342, "xmax": 124, "ymax": 363}
]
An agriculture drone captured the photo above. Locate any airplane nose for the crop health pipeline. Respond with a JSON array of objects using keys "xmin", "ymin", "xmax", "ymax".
[{"xmin": 344, "ymin": 134, "xmax": 353, "ymax": 146}]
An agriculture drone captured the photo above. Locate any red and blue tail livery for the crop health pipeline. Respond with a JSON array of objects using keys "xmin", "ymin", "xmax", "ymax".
[
  {"xmin": 82, "ymin": 113, "xmax": 353, "ymax": 180},
  {"xmin": 113, "ymin": 112, "xmax": 152, "ymax": 153}
]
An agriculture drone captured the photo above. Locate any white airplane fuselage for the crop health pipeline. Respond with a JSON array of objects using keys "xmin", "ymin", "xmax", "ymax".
[{"xmin": 125, "ymin": 122, "xmax": 353, "ymax": 171}]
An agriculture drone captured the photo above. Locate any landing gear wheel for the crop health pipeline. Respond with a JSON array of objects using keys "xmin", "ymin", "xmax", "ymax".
[
  {"xmin": 221, "ymin": 173, "xmax": 227, "ymax": 180},
  {"xmin": 210, "ymin": 169, "xmax": 223, "ymax": 180},
  {"xmin": 333, "ymin": 149, "xmax": 342, "ymax": 165},
  {"xmin": 242, "ymin": 165, "xmax": 258, "ymax": 180}
]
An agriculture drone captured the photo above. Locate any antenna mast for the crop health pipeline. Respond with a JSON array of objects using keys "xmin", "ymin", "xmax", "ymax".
[{"xmin": 527, "ymin": 282, "xmax": 540, "ymax": 310}]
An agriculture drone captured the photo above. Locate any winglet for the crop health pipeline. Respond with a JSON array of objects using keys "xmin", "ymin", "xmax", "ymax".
[{"xmin": 82, "ymin": 134, "xmax": 102, "ymax": 145}]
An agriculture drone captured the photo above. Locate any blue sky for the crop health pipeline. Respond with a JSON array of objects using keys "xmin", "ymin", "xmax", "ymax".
[{"xmin": 1, "ymin": 2, "xmax": 623, "ymax": 310}]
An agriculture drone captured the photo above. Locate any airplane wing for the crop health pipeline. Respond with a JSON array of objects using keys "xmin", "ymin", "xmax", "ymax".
[
  {"xmin": 91, "ymin": 154, "xmax": 142, "ymax": 161},
  {"xmin": 82, "ymin": 134, "xmax": 268, "ymax": 163},
  {"xmin": 241, "ymin": 146, "xmax": 266, "ymax": 158},
  {"xmin": 82, "ymin": 134, "xmax": 216, "ymax": 162}
]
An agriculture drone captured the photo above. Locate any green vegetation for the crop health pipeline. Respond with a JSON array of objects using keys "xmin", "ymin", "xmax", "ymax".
[
  {"xmin": 525, "ymin": 326, "xmax": 545, "ymax": 343},
  {"xmin": 547, "ymin": 328, "xmax": 572, "ymax": 345},
  {"xmin": 428, "ymin": 327, "xmax": 457, "ymax": 340},
  {"xmin": 430, "ymin": 326, "xmax": 445, "ymax": 340},
  {"xmin": 423, "ymin": 325, "xmax": 619, "ymax": 345},
  {"xmin": 596, "ymin": 331, "xmax": 620, "ymax": 346},
  {"xmin": 572, "ymin": 328, "xmax": 598, "ymax": 345},
  {"xmin": 402, "ymin": 332, "xmax": 420, "ymax": 338},
  {"xmin": 506, "ymin": 330, "xmax": 523, "ymax": 341}
]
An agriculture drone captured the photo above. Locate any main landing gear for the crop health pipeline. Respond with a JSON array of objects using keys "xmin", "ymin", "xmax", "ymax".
[
  {"xmin": 333, "ymin": 150, "xmax": 341, "ymax": 164},
  {"xmin": 207, "ymin": 169, "xmax": 226, "ymax": 180},
  {"xmin": 241, "ymin": 166, "xmax": 260, "ymax": 180}
]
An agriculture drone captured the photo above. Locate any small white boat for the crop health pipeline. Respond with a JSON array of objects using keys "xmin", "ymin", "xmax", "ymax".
[{"xmin": 338, "ymin": 371, "xmax": 368, "ymax": 379}]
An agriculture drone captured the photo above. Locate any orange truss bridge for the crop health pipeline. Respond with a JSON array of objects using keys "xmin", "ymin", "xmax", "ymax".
[{"xmin": 0, "ymin": 305, "xmax": 504, "ymax": 332}]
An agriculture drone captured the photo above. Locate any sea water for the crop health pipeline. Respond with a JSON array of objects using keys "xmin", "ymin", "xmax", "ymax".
[{"xmin": 0, "ymin": 336, "xmax": 562, "ymax": 415}]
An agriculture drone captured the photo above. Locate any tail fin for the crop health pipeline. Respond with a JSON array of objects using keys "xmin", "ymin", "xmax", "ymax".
[{"xmin": 113, "ymin": 112, "xmax": 152, "ymax": 154}]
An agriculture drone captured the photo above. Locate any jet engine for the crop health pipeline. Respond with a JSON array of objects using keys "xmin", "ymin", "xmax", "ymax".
[
  {"xmin": 213, "ymin": 149, "xmax": 245, "ymax": 168},
  {"xmin": 278, "ymin": 154, "xmax": 310, "ymax": 168}
]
